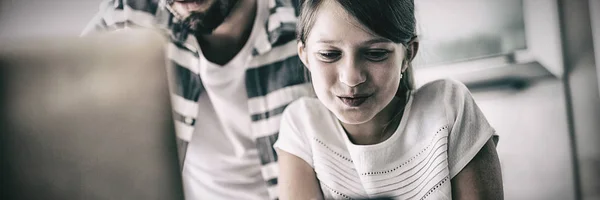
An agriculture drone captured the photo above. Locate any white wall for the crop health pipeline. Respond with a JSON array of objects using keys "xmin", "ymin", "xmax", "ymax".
[
  {"xmin": 470, "ymin": 0, "xmax": 600, "ymax": 199},
  {"xmin": 561, "ymin": 0, "xmax": 600, "ymax": 199},
  {"xmin": 0, "ymin": 0, "xmax": 100, "ymax": 38},
  {"xmin": 473, "ymin": 79, "xmax": 576, "ymax": 200}
]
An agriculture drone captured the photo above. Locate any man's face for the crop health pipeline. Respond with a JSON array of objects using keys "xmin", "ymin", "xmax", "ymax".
[{"xmin": 169, "ymin": 0, "xmax": 238, "ymax": 34}]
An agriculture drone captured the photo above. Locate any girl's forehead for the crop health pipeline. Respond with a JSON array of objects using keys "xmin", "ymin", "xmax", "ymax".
[{"xmin": 307, "ymin": 1, "xmax": 384, "ymax": 45}]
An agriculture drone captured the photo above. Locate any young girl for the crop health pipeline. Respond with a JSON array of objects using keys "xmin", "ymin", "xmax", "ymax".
[{"xmin": 274, "ymin": 0, "xmax": 503, "ymax": 199}]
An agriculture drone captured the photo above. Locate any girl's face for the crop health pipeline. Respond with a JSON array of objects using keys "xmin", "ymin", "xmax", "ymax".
[{"xmin": 299, "ymin": 1, "xmax": 408, "ymax": 125}]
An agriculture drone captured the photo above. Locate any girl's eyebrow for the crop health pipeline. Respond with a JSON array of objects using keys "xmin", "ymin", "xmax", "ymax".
[
  {"xmin": 315, "ymin": 38, "xmax": 393, "ymax": 45},
  {"xmin": 315, "ymin": 39, "xmax": 341, "ymax": 44},
  {"xmin": 362, "ymin": 38, "xmax": 394, "ymax": 45}
]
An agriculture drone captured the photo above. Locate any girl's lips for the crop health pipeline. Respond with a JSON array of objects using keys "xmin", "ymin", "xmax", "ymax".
[{"xmin": 338, "ymin": 96, "xmax": 370, "ymax": 107}]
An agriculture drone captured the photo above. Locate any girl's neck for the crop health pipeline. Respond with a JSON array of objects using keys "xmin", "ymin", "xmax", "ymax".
[{"xmin": 341, "ymin": 94, "xmax": 409, "ymax": 145}]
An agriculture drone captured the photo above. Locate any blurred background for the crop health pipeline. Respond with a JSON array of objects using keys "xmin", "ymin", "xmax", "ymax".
[
  {"xmin": 0, "ymin": 0, "xmax": 99, "ymax": 38},
  {"xmin": 1, "ymin": 0, "xmax": 599, "ymax": 199}
]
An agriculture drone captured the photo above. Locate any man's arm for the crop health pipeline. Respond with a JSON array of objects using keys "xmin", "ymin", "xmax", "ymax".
[
  {"xmin": 81, "ymin": 0, "xmax": 114, "ymax": 35},
  {"xmin": 81, "ymin": 0, "xmax": 164, "ymax": 36},
  {"xmin": 451, "ymin": 138, "xmax": 504, "ymax": 199},
  {"xmin": 277, "ymin": 149, "xmax": 324, "ymax": 200}
]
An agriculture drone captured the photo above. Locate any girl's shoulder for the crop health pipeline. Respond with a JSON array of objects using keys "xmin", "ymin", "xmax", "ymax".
[
  {"xmin": 414, "ymin": 79, "xmax": 471, "ymax": 101},
  {"xmin": 281, "ymin": 97, "xmax": 338, "ymax": 134},
  {"xmin": 407, "ymin": 79, "xmax": 480, "ymax": 132},
  {"xmin": 277, "ymin": 97, "xmax": 345, "ymax": 155},
  {"xmin": 284, "ymin": 97, "xmax": 329, "ymax": 118},
  {"xmin": 411, "ymin": 79, "xmax": 474, "ymax": 114}
]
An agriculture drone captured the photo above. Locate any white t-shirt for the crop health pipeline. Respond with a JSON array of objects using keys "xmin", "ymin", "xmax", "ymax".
[
  {"xmin": 181, "ymin": 0, "xmax": 270, "ymax": 199},
  {"xmin": 274, "ymin": 79, "xmax": 497, "ymax": 200}
]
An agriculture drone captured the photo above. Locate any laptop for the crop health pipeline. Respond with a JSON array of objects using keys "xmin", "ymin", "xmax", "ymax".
[{"xmin": 0, "ymin": 29, "xmax": 184, "ymax": 200}]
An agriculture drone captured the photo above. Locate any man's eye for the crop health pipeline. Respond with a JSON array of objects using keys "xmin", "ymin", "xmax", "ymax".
[
  {"xmin": 317, "ymin": 51, "xmax": 341, "ymax": 62},
  {"xmin": 364, "ymin": 50, "xmax": 390, "ymax": 61}
]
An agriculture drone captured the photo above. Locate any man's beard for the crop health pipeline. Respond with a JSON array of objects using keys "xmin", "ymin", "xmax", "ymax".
[{"xmin": 183, "ymin": 0, "xmax": 235, "ymax": 34}]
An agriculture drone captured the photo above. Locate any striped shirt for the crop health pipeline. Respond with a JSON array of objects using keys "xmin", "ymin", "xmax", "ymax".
[{"xmin": 83, "ymin": 0, "xmax": 312, "ymax": 199}]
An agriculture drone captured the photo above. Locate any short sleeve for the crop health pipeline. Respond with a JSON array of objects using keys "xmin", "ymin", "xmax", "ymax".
[
  {"xmin": 81, "ymin": 0, "xmax": 167, "ymax": 36},
  {"xmin": 444, "ymin": 80, "xmax": 496, "ymax": 178},
  {"xmin": 273, "ymin": 102, "xmax": 314, "ymax": 167},
  {"xmin": 81, "ymin": 0, "xmax": 115, "ymax": 35}
]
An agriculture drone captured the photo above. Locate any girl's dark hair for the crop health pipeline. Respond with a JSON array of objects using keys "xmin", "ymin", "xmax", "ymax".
[{"xmin": 297, "ymin": 0, "xmax": 417, "ymax": 94}]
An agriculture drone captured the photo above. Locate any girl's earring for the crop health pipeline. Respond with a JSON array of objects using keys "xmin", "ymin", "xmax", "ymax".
[{"xmin": 399, "ymin": 73, "xmax": 403, "ymax": 80}]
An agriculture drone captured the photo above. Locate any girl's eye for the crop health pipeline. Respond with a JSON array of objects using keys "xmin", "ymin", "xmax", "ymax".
[
  {"xmin": 364, "ymin": 50, "xmax": 390, "ymax": 61},
  {"xmin": 316, "ymin": 51, "xmax": 342, "ymax": 62}
]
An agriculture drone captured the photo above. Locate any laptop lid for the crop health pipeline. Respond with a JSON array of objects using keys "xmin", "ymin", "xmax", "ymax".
[{"xmin": 0, "ymin": 30, "xmax": 184, "ymax": 200}]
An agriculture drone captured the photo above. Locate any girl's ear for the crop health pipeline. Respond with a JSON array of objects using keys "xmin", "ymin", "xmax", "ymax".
[
  {"xmin": 407, "ymin": 40, "xmax": 419, "ymax": 62},
  {"xmin": 298, "ymin": 41, "xmax": 310, "ymax": 71},
  {"xmin": 402, "ymin": 38, "xmax": 419, "ymax": 72}
]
